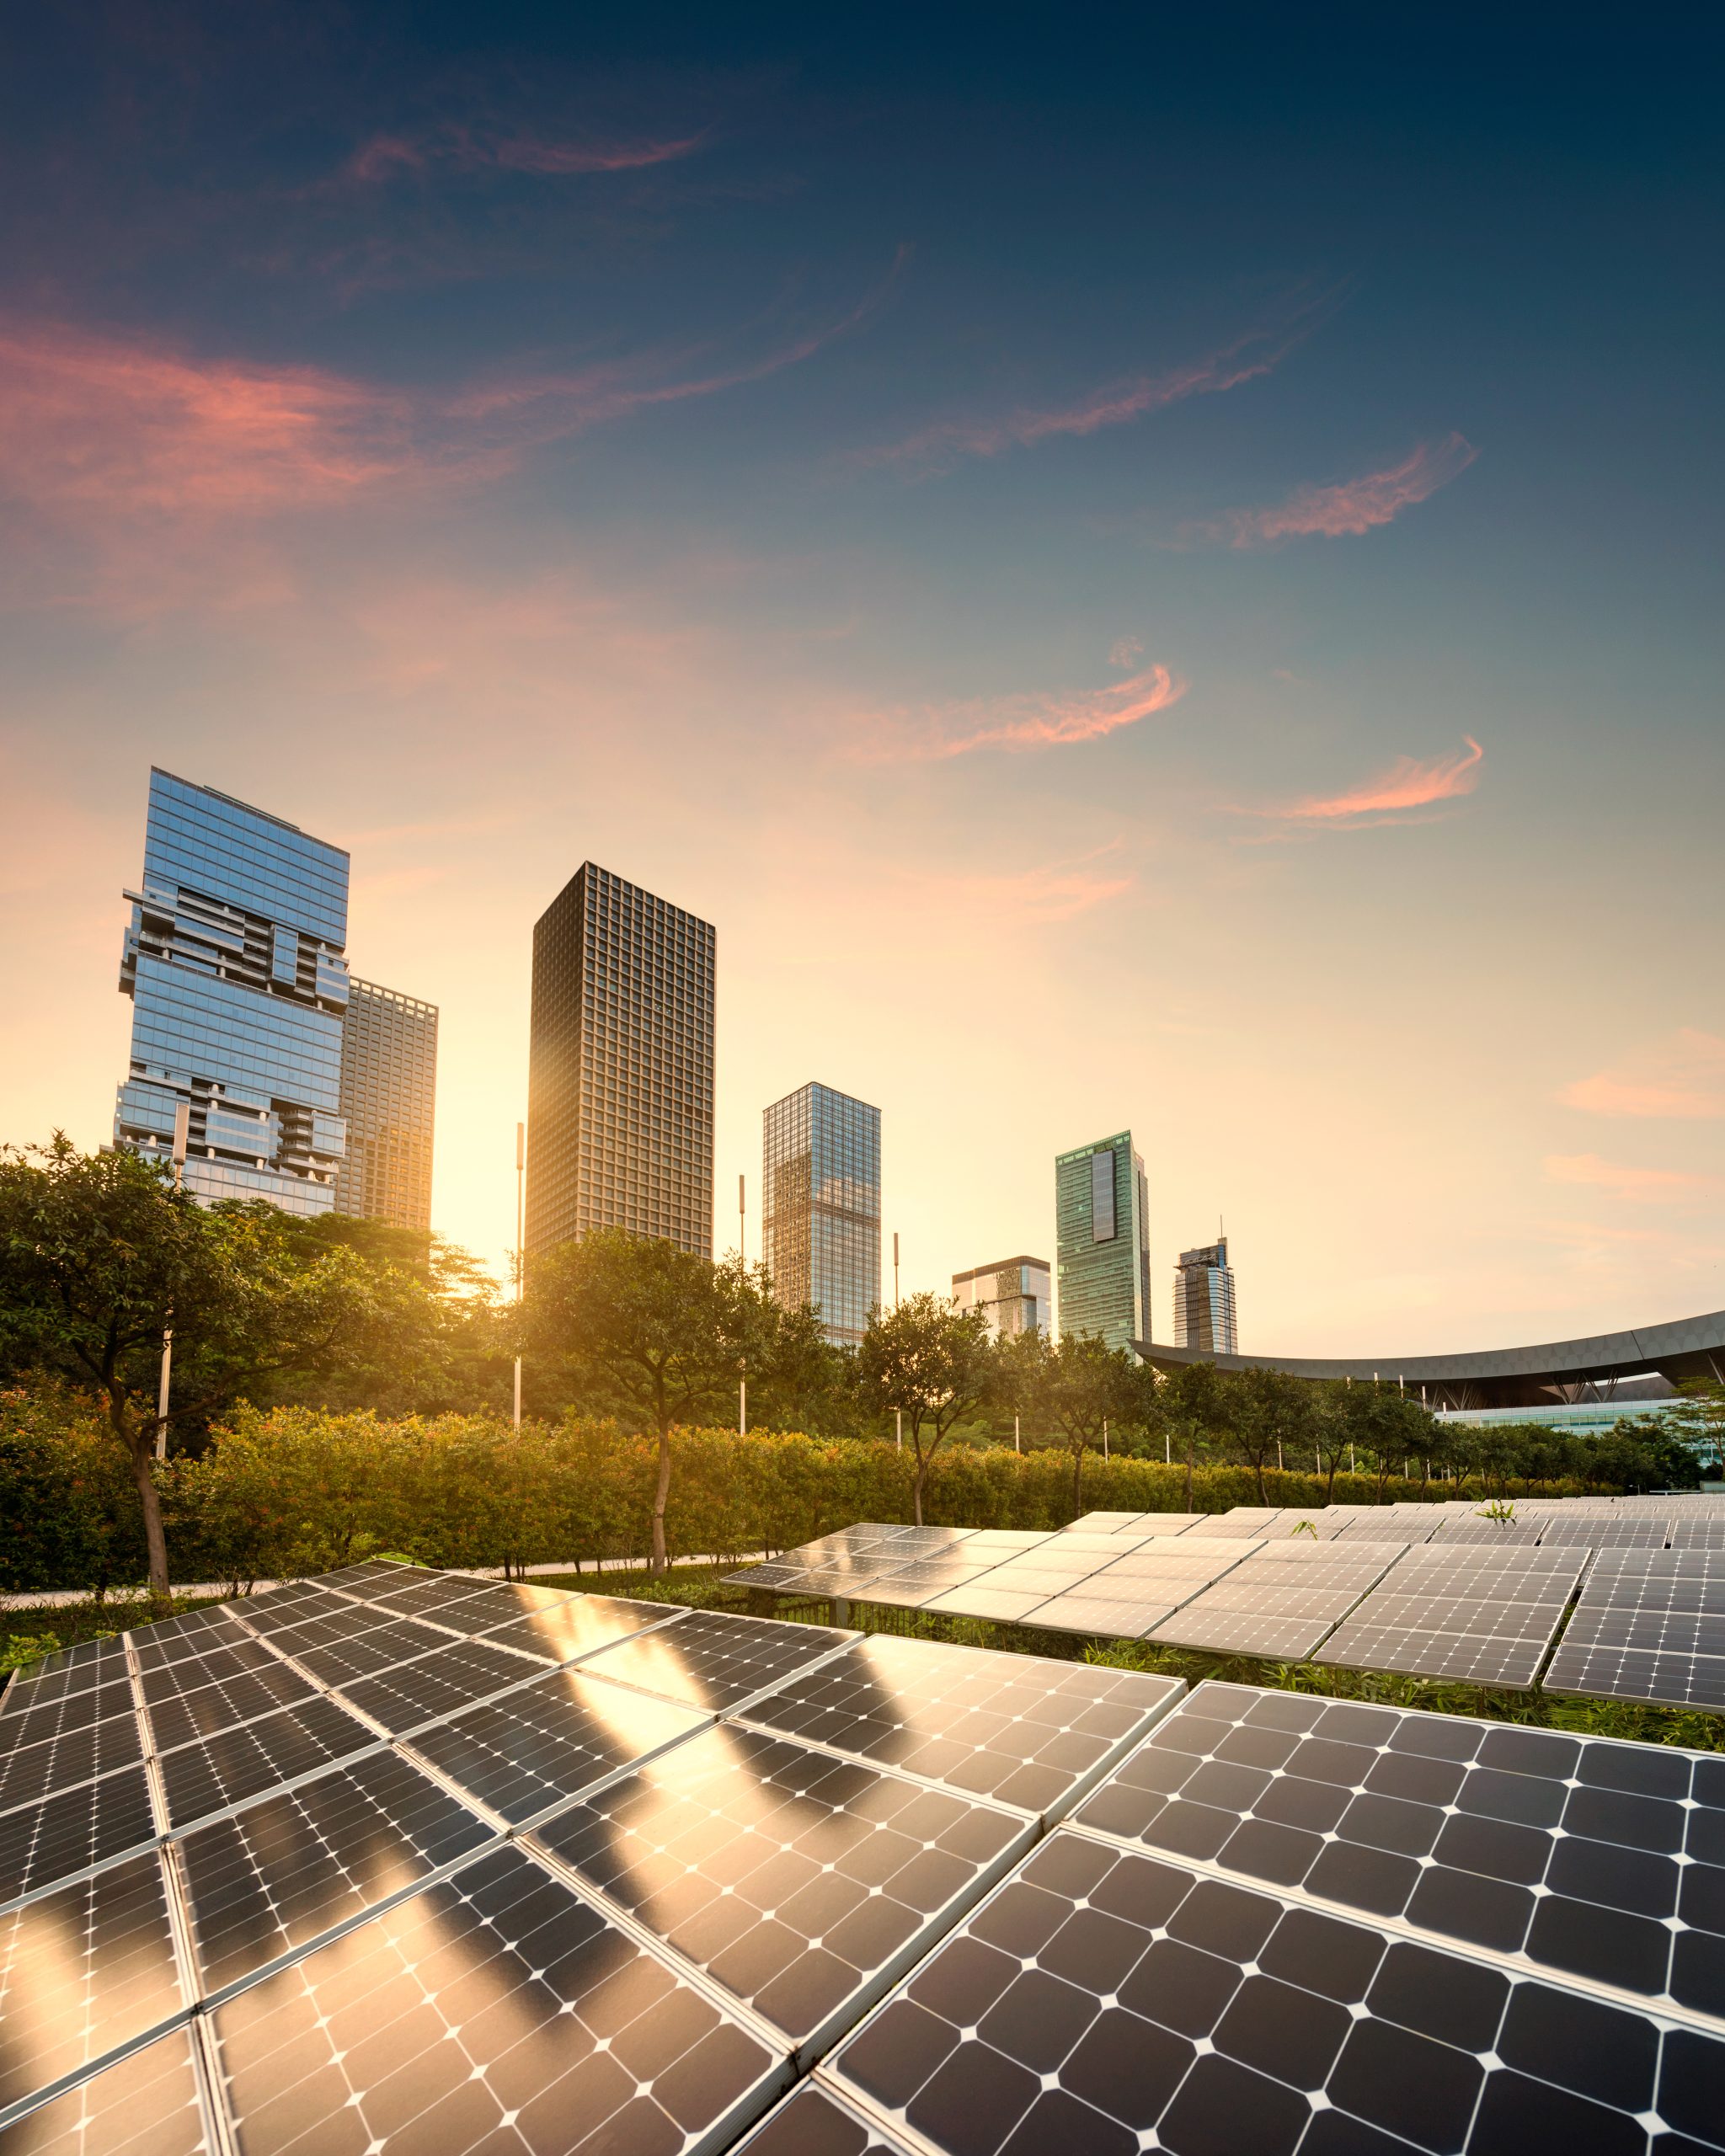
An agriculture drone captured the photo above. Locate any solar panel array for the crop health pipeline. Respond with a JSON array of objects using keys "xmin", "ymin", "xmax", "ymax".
[
  {"xmin": 0, "ymin": 1563, "xmax": 1183, "ymax": 2151},
  {"xmin": 733, "ymin": 1498, "xmax": 1725, "ymax": 1709}
]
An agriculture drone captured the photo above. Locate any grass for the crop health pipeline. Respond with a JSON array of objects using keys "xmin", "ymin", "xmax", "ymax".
[{"xmin": 2, "ymin": 1589, "xmax": 230, "ymax": 1675}]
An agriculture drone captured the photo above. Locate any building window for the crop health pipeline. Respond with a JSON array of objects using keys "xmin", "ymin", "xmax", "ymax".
[{"xmin": 1092, "ymin": 1147, "xmax": 1117, "ymax": 1242}]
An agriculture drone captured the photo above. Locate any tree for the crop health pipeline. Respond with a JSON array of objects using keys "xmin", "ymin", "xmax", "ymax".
[
  {"xmin": 1327, "ymin": 1381, "xmax": 1437, "ymax": 1502},
  {"xmin": 1664, "ymin": 1381, "xmax": 1725, "ymax": 1481},
  {"xmin": 519, "ymin": 1228, "xmax": 782, "ymax": 1572},
  {"xmin": 857, "ymin": 1293, "xmax": 991, "ymax": 1524},
  {"xmin": 1001, "ymin": 1330, "xmax": 1140, "ymax": 1513},
  {"xmin": 1229, "ymin": 1366, "xmax": 1326, "ymax": 1502},
  {"xmin": 0, "ymin": 1137, "xmax": 384, "ymax": 1600},
  {"xmin": 1153, "ymin": 1360, "xmax": 1234, "ymax": 1509}
]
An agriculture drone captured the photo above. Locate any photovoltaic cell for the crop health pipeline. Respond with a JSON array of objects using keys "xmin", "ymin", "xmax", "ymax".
[
  {"xmin": 1073, "ymin": 1680, "xmax": 1725, "ymax": 2025},
  {"xmin": 0, "ymin": 1767, "xmax": 158, "ymax": 1905},
  {"xmin": 1146, "ymin": 1545, "xmax": 1400, "ymax": 1660},
  {"xmin": 824, "ymin": 1828, "xmax": 1725, "ymax": 2156},
  {"xmin": 134, "ymin": 1640, "xmax": 279, "ymax": 1695},
  {"xmin": 3, "ymin": 1641, "xmax": 128, "ymax": 1697},
  {"xmin": 209, "ymin": 1844, "xmax": 784, "ymax": 2156},
  {"xmin": 404, "ymin": 1666, "xmax": 710, "ymax": 1827},
  {"xmin": 584, "ymin": 1610, "xmax": 855, "ymax": 1715},
  {"xmin": 532, "ymin": 1723, "xmax": 1031, "ymax": 2052},
  {"xmin": 275, "ymin": 1617, "xmax": 457, "ymax": 1687},
  {"xmin": 158, "ymin": 1696, "xmax": 381, "ymax": 1831},
  {"xmin": 1316, "ymin": 1547, "xmax": 1584, "ymax": 1689},
  {"xmin": 0, "ymin": 2026, "xmax": 210, "ymax": 2155},
  {"xmin": 233, "ymin": 1588, "xmax": 355, "ymax": 1636},
  {"xmin": 0, "ymin": 1854, "xmax": 186, "ymax": 2120},
  {"xmin": 737, "ymin": 1636, "xmax": 1183, "ymax": 1822},
  {"xmin": 0, "ymin": 1684, "xmax": 136, "ymax": 1757},
  {"xmin": 175, "ymin": 1748, "xmax": 497, "ymax": 1995},
  {"xmin": 128, "ymin": 1615, "xmax": 254, "ymax": 1666}
]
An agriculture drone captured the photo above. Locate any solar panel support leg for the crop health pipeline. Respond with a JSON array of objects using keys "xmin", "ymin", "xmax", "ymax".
[{"xmin": 831, "ymin": 1597, "xmax": 851, "ymax": 1627}]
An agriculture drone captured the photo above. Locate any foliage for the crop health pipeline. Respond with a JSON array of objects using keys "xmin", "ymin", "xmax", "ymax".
[
  {"xmin": 857, "ymin": 1291, "xmax": 992, "ymax": 1523},
  {"xmin": 989, "ymin": 1329, "xmax": 1142, "ymax": 1510}
]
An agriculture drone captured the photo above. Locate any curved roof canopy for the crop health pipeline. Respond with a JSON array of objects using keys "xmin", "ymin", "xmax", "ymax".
[{"xmin": 1137, "ymin": 1308, "xmax": 1725, "ymax": 1409}]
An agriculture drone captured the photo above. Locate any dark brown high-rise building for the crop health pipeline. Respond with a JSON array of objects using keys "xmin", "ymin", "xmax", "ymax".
[{"xmin": 526, "ymin": 862, "xmax": 714, "ymax": 1258}]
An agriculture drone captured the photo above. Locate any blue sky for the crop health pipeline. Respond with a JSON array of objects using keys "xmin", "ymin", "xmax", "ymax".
[{"xmin": 3, "ymin": 3, "xmax": 1721, "ymax": 1348}]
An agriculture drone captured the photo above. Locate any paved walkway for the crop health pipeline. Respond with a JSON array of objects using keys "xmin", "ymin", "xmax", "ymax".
[{"xmin": 5, "ymin": 1550, "xmax": 763, "ymax": 1610}]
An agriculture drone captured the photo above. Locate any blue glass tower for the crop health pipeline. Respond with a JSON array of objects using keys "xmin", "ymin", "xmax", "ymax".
[
  {"xmin": 115, "ymin": 769, "xmax": 351, "ymax": 1215},
  {"xmin": 762, "ymin": 1082, "xmax": 881, "ymax": 1345}
]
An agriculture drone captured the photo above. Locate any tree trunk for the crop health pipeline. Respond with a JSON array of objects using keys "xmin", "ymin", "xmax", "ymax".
[
  {"xmin": 119, "ymin": 1405, "xmax": 172, "ymax": 1605},
  {"xmin": 1253, "ymin": 1452, "xmax": 1267, "ymax": 1503},
  {"xmin": 1183, "ymin": 1428, "xmax": 1194, "ymax": 1511},
  {"xmin": 649, "ymin": 1424, "xmax": 673, "ymax": 1575},
  {"xmin": 1323, "ymin": 1456, "xmax": 1338, "ymax": 1501},
  {"xmin": 1072, "ymin": 1444, "xmax": 1084, "ymax": 1518},
  {"xmin": 911, "ymin": 1451, "xmax": 925, "ymax": 1528}
]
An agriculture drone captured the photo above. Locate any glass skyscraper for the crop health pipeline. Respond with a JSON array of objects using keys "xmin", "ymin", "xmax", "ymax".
[
  {"xmin": 1173, "ymin": 1236, "xmax": 1238, "ymax": 1354},
  {"xmin": 1055, "ymin": 1130, "xmax": 1151, "ymax": 1354},
  {"xmin": 526, "ymin": 862, "xmax": 714, "ymax": 1258},
  {"xmin": 762, "ymin": 1082, "xmax": 880, "ymax": 1345},
  {"xmin": 333, "ymin": 979, "xmax": 438, "ymax": 1235},
  {"xmin": 952, "ymin": 1257, "xmax": 1050, "ymax": 1339},
  {"xmin": 115, "ymin": 769, "xmax": 350, "ymax": 1215}
]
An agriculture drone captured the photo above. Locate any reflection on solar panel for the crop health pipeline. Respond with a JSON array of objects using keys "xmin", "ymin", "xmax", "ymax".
[
  {"xmin": 142, "ymin": 1662, "xmax": 316, "ymax": 1752},
  {"xmin": 585, "ymin": 1609, "xmax": 856, "ymax": 1714},
  {"xmin": 0, "ymin": 1705, "xmax": 142, "ymax": 1814},
  {"xmin": 404, "ymin": 1664, "xmax": 710, "ymax": 1827},
  {"xmin": 475, "ymin": 1589, "xmax": 685, "ymax": 1666},
  {"xmin": 209, "ymin": 1844, "xmax": 787, "ymax": 2156},
  {"xmin": 1546, "ymin": 1549, "xmax": 1725, "ymax": 1711},
  {"xmin": 0, "ymin": 2026, "xmax": 211, "ymax": 2156},
  {"xmin": 822, "ymin": 1828, "xmax": 1725, "ymax": 2156},
  {"xmin": 0, "ymin": 1853, "xmax": 186, "ymax": 2118},
  {"xmin": 1074, "ymin": 1680, "xmax": 1725, "ymax": 2023},
  {"xmin": 736, "ymin": 1635, "xmax": 1182, "ymax": 1822},
  {"xmin": 531, "ymin": 1723, "xmax": 1032, "ymax": 2054},
  {"xmin": 175, "ymin": 1748, "xmax": 497, "ymax": 1995},
  {"xmin": 277, "ymin": 1614, "xmax": 455, "ymax": 1685},
  {"xmin": 329, "ymin": 1636, "xmax": 547, "ymax": 1735}
]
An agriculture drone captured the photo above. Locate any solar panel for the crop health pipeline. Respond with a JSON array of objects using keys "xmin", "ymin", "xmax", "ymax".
[
  {"xmin": 272, "ymin": 1615, "xmax": 459, "ymax": 1687},
  {"xmin": 0, "ymin": 1767, "xmax": 158, "ymax": 1905},
  {"xmin": 364, "ymin": 1573, "xmax": 521, "ymax": 1623},
  {"xmin": 1315, "ymin": 1546, "xmax": 1584, "ymax": 1689},
  {"xmin": 1028, "ymin": 1593, "xmax": 1180, "ymax": 1638},
  {"xmin": 4, "ymin": 1639, "xmax": 128, "ymax": 1697},
  {"xmin": 821, "ymin": 1828, "xmax": 1725, "ymax": 2156},
  {"xmin": 0, "ymin": 2025, "xmax": 211, "ymax": 2155},
  {"xmin": 0, "ymin": 1713, "xmax": 144, "ymax": 1816},
  {"xmin": 530, "ymin": 1722, "xmax": 1033, "ymax": 2055},
  {"xmin": 328, "ymin": 1636, "xmax": 548, "ymax": 1735},
  {"xmin": 841, "ymin": 1560, "xmax": 1004, "ymax": 1610},
  {"xmin": 1544, "ymin": 1546, "xmax": 1725, "ymax": 1712},
  {"xmin": 142, "ymin": 1662, "xmax": 318, "ymax": 1753},
  {"xmin": 0, "ymin": 1680, "xmax": 134, "ymax": 1753},
  {"xmin": 1146, "ymin": 1544, "xmax": 1402, "ymax": 1660},
  {"xmin": 157, "ymin": 1696, "xmax": 382, "ymax": 1831},
  {"xmin": 133, "ymin": 1637, "xmax": 278, "ymax": 1694},
  {"xmin": 736, "ymin": 1635, "xmax": 1183, "ymax": 1822},
  {"xmin": 309, "ymin": 1562, "xmax": 444, "ymax": 1601},
  {"xmin": 583, "ymin": 1609, "xmax": 856, "ymax": 1715},
  {"xmin": 233, "ymin": 1587, "xmax": 356, "ymax": 1635},
  {"xmin": 1072, "ymin": 1679, "xmax": 1725, "ymax": 2024},
  {"xmin": 127, "ymin": 1614, "xmax": 254, "ymax": 1664},
  {"xmin": 403, "ymin": 1664, "xmax": 711, "ymax": 1827},
  {"xmin": 174, "ymin": 1748, "xmax": 498, "ymax": 1996},
  {"xmin": 207, "ymin": 1844, "xmax": 786, "ymax": 2156},
  {"xmin": 0, "ymin": 1853, "xmax": 186, "ymax": 2121}
]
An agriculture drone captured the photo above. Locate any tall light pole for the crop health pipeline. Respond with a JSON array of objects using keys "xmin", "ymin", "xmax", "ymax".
[
  {"xmin": 738, "ymin": 1174, "xmax": 747, "ymax": 1437},
  {"xmin": 155, "ymin": 1101, "xmax": 190, "ymax": 1462},
  {"xmin": 512, "ymin": 1122, "xmax": 525, "ymax": 1432},
  {"xmin": 892, "ymin": 1230, "xmax": 900, "ymax": 1309},
  {"xmin": 739, "ymin": 1172, "xmax": 746, "ymax": 1263}
]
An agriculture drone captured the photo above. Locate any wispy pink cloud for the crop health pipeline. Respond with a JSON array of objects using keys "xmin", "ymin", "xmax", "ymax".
[
  {"xmin": 1545, "ymin": 1153, "xmax": 1721, "ymax": 1203},
  {"xmin": 345, "ymin": 125, "xmax": 708, "ymax": 185},
  {"xmin": 918, "ymin": 845, "xmax": 1134, "ymax": 923},
  {"xmin": 1562, "ymin": 1031, "xmax": 1725, "ymax": 1120},
  {"xmin": 1201, "ymin": 433, "xmax": 1477, "ymax": 547},
  {"xmin": 857, "ymin": 663, "xmax": 1186, "ymax": 761},
  {"xmin": 865, "ymin": 296, "xmax": 1335, "ymax": 472},
  {"xmin": 1239, "ymin": 735, "xmax": 1484, "ymax": 826}
]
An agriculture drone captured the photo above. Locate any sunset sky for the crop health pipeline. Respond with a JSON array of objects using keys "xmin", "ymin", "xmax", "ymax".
[{"xmin": 3, "ymin": 7, "xmax": 1722, "ymax": 1353}]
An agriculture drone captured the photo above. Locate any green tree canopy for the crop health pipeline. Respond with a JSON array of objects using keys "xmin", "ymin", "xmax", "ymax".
[{"xmin": 857, "ymin": 1292, "xmax": 991, "ymax": 1524}]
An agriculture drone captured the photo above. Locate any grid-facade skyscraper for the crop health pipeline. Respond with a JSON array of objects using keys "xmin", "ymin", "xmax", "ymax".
[
  {"xmin": 333, "ymin": 979, "xmax": 438, "ymax": 1234},
  {"xmin": 526, "ymin": 862, "xmax": 714, "ymax": 1258},
  {"xmin": 952, "ymin": 1257, "xmax": 1051, "ymax": 1339},
  {"xmin": 1054, "ymin": 1130, "xmax": 1151, "ymax": 1354},
  {"xmin": 1173, "ymin": 1236, "xmax": 1238, "ymax": 1354},
  {"xmin": 762, "ymin": 1083, "xmax": 880, "ymax": 1346},
  {"xmin": 115, "ymin": 769, "xmax": 350, "ymax": 1216}
]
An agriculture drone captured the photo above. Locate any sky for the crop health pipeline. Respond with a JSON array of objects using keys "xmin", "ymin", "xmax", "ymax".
[{"xmin": 2, "ymin": 3, "xmax": 1722, "ymax": 1355}]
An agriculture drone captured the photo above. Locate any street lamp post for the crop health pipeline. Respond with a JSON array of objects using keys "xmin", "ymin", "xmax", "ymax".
[
  {"xmin": 893, "ymin": 1231, "xmax": 900, "ymax": 1309},
  {"xmin": 155, "ymin": 1101, "xmax": 191, "ymax": 1462},
  {"xmin": 513, "ymin": 1123, "xmax": 525, "ymax": 1431}
]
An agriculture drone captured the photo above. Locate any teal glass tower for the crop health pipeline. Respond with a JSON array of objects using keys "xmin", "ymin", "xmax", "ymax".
[
  {"xmin": 1055, "ymin": 1130, "xmax": 1151, "ymax": 1354},
  {"xmin": 115, "ymin": 769, "xmax": 350, "ymax": 1215}
]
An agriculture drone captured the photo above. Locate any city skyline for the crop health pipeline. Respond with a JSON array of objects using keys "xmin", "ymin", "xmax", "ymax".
[{"xmin": 3, "ymin": 13, "xmax": 1721, "ymax": 1351}]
